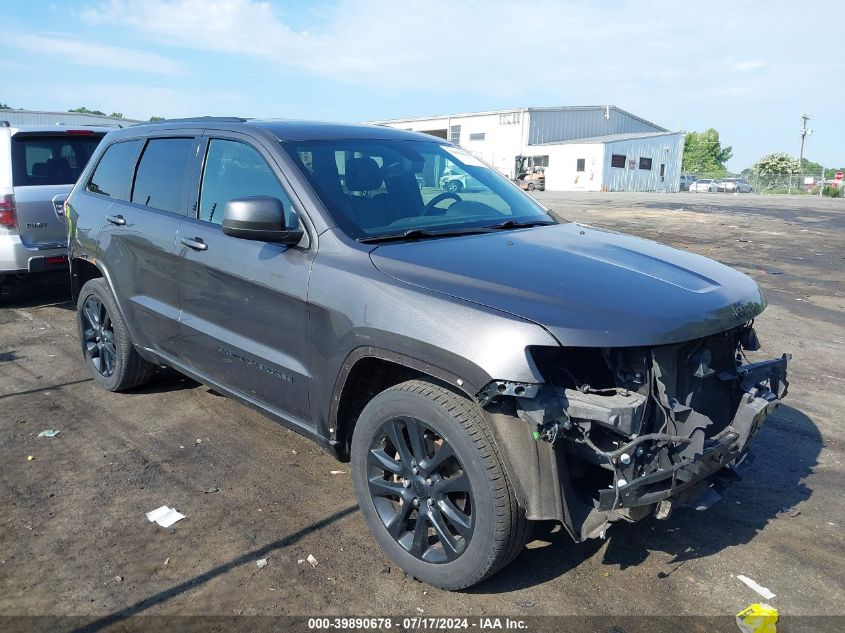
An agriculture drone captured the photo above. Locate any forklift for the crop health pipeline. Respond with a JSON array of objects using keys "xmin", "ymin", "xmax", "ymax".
[{"xmin": 514, "ymin": 155, "xmax": 546, "ymax": 191}]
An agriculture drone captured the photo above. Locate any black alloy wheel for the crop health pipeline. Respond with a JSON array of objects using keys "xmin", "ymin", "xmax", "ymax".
[
  {"xmin": 76, "ymin": 278, "xmax": 154, "ymax": 391},
  {"xmin": 351, "ymin": 380, "xmax": 532, "ymax": 589},
  {"xmin": 367, "ymin": 416, "xmax": 473, "ymax": 563},
  {"xmin": 81, "ymin": 294, "xmax": 117, "ymax": 377}
]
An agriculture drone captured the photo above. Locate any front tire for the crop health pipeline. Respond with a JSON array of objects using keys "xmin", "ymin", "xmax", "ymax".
[
  {"xmin": 351, "ymin": 380, "xmax": 530, "ymax": 589},
  {"xmin": 76, "ymin": 278, "xmax": 155, "ymax": 391}
]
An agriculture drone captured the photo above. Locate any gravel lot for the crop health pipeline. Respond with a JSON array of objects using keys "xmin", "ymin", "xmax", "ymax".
[{"xmin": 1, "ymin": 192, "xmax": 843, "ymax": 630}]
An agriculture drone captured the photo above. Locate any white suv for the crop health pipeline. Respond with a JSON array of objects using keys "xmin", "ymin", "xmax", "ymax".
[{"xmin": 0, "ymin": 121, "xmax": 106, "ymax": 294}]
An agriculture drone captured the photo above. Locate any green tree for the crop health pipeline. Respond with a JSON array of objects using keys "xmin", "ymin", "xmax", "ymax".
[
  {"xmin": 109, "ymin": 112, "xmax": 124, "ymax": 119},
  {"xmin": 683, "ymin": 129, "xmax": 733, "ymax": 175},
  {"xmin": 0, "ymin": 102, "xmax": 11, "ymax": 110},
  {"xmin": 801, "ymin": 158, "xmax": 845, "ymax": 180},
  {"xmin": 68, "ymin": 106, "xmax": 106, "ymax": 116},
  {"xmin": 149, "ymin": 116, "xmax": 166, "ymax": 122}
]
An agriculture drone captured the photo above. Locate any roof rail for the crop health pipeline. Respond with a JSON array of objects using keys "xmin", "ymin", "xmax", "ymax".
[{"xmin": 147, "ymin": 116, "xmax": 248, "ymax": 124}]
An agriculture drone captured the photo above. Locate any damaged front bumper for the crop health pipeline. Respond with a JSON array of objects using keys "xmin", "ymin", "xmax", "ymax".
[
  {"xmin": 597, "ymin": 354, "xmax": 788, "ymax": 512},
  {"xmin": 482, "ymin": 329, "xmax": 789, "ymax": 542}
]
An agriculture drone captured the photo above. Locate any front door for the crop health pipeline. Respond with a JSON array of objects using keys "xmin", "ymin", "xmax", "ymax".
[{"xmin": 176, "ymin": 135, "xmax": 313, "ymax": 424}]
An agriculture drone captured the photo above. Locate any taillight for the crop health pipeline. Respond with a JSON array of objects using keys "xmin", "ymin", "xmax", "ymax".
[{"xmin": 0, "ymin": 194, "xmax": 17, "ymax": 229}]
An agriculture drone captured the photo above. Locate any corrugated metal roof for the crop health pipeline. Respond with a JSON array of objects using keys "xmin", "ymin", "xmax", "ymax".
[
  {"xmin": 370, "ymin": 105, "xmax": 665, "ymax": 131},
  {"xmin": 527, "ymin": 107, "xmax": 666, "ymax": 144},
  {"xmin": 0, "ymin": 109, "xmax": 140, "ymax": 128},
  {"xmin": 532, "ymin": 131, "xmax": 683, "ymax": 146}
]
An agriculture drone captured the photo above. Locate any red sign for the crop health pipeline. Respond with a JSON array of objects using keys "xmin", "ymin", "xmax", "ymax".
[{"xmin": 836, "ymin": 171, "xmax": 844, "ymax": 181}]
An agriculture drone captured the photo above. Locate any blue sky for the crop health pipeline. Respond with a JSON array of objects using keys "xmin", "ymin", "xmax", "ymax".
[{"xmin": 2, "ymin": 0, "xmax": 843, "ymax": 170}]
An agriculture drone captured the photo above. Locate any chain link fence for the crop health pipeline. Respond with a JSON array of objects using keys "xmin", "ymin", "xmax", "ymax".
[{"xmin": 682, "ymin": 171, "xmax": 842, "ymax": 197}]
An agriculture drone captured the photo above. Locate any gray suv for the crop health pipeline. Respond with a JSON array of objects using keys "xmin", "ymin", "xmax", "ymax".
[
  {"xmin": 0, "ymin": 122, "xmax": 105, "ymax": 293},
  {"xmin": 66, "ymin": 118, "xmax": 788, "ymax": 589}
]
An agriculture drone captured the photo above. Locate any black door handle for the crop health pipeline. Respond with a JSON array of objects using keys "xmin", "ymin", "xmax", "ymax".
[
  {"xmin": 106, "ymin": 214, "xmax": 126, "ymax": 226},
  {"xmin": 180, "ymin": 236, "xmax": 208, "ymax": 251}
]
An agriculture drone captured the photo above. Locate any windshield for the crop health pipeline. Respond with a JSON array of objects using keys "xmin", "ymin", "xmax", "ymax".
[{"xmin": 281, "ymin": 139, "xmax": 555, "ymax": 240}]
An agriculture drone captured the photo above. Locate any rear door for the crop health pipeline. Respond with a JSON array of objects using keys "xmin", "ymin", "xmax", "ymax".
[
  {"xmin": 11, "ymin": 131, "xmax": 103, "ymax": 248},
  {"xmin": 97, "ymin": 134, "xmax": 200, "ymax": 356},
  {"xmin": 176, "ymin": 133, "xmax": 314, "ymax": 423}
]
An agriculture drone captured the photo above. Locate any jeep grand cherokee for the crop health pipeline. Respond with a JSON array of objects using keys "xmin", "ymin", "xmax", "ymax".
[{"xmin": 65, "ymin": 118, "xmax": 788, "ymax": 589}]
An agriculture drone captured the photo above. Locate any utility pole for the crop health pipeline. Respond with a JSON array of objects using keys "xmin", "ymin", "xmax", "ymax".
[{"xmin": 799, "ymin": 113, "xmax": 812, "ymax": 170}]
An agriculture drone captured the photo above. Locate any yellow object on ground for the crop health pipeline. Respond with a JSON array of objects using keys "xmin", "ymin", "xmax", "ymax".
[{"xmin": 736, "ymin": 603, "xmax": 779, "ymax": 633}]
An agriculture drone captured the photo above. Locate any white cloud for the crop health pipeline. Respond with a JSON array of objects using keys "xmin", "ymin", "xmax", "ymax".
[
  {"xmin": 78, "ymin": 0, "xmax": 689, "ymax": 94},
  {"xmin": 8, "ymin": 33, "xmax": 184, "ymax": 75}
]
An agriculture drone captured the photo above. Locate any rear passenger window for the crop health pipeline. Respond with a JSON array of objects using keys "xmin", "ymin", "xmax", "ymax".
[
  {"xmin": 199, "ymin": 139, "xmax": 292, "ymax": 225},
  {"xmin": 131, "ymin": 138, "xmax": 195, "ymax": 213},
  {"xmin": 87, "ymin": 140, "xmax": 143, "ymax": 199}
]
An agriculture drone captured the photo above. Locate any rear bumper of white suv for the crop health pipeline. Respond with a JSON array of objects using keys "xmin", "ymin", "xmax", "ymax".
[{"xmin": 0, "ymin": 234, "xmax": 68, "ymax": 276}]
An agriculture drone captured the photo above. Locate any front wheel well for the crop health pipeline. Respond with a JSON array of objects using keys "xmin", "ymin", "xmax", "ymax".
[
  {"xmin": 71, "ymin": 258, "xmax": 103, "ymax": 302},
  {"xmin": 334, "ymin": 357, "xmax": 474, "ymax": 460}
]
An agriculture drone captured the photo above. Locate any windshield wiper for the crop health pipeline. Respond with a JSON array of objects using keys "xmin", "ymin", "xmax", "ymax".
[
  {"xmin": 485, "ymin": 219, "xmax": 556, "ymax": 230},
  {"xmin": 359, "ymin": 227, "xmax": 493, "ymax": 244}
]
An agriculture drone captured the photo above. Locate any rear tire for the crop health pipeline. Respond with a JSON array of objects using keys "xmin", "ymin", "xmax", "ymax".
[
  {"xmin": 351, "ymin": 379, "xmax": 531, "ymax": 589},
  {"xmin": 76, "ymin": 278, "xmax": 155, "ymax": 391},
  {"xmin": 527, "ymin": 183, "xmax": 535, "ymax": 191}
]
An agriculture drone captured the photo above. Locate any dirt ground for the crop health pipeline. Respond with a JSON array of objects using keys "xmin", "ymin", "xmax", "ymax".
[{"xmin": 1, "ymin": 192, "xmax": 843, "ymax": 629}]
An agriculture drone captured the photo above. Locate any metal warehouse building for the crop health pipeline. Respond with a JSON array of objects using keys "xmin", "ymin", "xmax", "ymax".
[
  {"xmin": 372, "ymin": 106, "xmax": 685, "ymax": 193},
  {"xmin": 0, "ymin": 109, "xmax": 138, "ymax": 128}
]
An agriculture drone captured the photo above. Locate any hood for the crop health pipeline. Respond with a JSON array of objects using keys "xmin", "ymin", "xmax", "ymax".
[{"xmin": 369, "ymin": 223, "xmax": 765, "ymax": 347}]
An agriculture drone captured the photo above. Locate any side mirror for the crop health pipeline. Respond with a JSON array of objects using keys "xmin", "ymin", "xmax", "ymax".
[{"xmin": 221, "ymin": 196, "xmax": 303, "ymax": 245}]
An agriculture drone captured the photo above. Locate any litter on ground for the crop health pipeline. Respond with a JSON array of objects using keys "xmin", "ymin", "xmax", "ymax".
[
  {"xmin": 146, "ymin": 505, "xmax": 186, "ymax": 528},
  {"xmin": 37, "ymin": 430, "xmax": 60, "ymax": 437},
  {"xmin": 330, "ymin": 470, "xmax": 346, "ymax": 475},
  {"xmin": 256, "ymin": 558, "xmax": 268, "ymax": 569},
  {"xmin": 736, "ymin": 575, "xmax": 776, "ymax": 600},
  {"xmin": 736, "ymin": 603, "xmax": 779, "ymax": 633}
]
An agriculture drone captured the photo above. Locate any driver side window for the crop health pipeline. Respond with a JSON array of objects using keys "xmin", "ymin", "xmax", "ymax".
[{"xmin": 199, "ymin": 139, "xmax": 293, "ymax": 226}]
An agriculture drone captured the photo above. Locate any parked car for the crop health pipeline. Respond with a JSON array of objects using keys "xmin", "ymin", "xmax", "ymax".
[
  {"xmin": 689, "ymin": 178, "xmax": 718, "ymax": 193},
  {"xmin": 439, "ymin": 169, "xmax": 485, "ymax": 192},
  {"xmin": 65, "ymin": 118, "xmax": 788, "ymax": 590},
  {"xmin": 679, "ymin": 174, "xmax": 697, "ymax": 191},
  {"xmin": 0, "ymin": 122, "xmax": 106, "ymax": 294},
  {"xmin": 717, "ymin": 178, "xmax": 753, "ymax": 193}
]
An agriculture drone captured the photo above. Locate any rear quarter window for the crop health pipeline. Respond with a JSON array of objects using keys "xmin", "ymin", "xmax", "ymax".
[
  {"xmin": 87, "ymin": 140, "xmax": 144, "ymax": 200},
  {"xmin": 12, "ymin": 135, "xmax": 103, "ymax": 186}
]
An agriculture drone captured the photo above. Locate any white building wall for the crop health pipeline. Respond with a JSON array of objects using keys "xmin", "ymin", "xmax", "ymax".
[
  {"xmin": 376, "ymin": 110, "xmax": 684, "ymax": 192},
  {"xmin": 538, "ymin": 144, "xmax": 605, "ymax": 192},
  {"xmin": 379, "ymin": 110, "xmax": 527, "ymax": 178},
  {"xmin": 601, "ymin": 133, "xmax": 685, "ymax": 192}
]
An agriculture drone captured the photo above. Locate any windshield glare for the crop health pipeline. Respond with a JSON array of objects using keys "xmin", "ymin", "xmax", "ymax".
[{"xmin": 282, "ymin": 139, "xmax": 554, "ymax": 239}]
